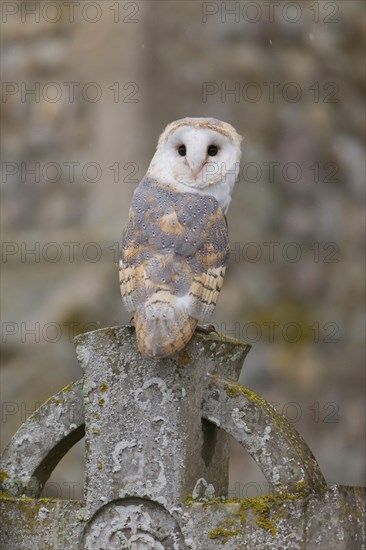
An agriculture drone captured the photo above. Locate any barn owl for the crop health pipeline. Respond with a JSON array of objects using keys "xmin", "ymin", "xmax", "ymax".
[{"xmin": 119, "ymin": 117, "xmax": 242, "ymax": 358}]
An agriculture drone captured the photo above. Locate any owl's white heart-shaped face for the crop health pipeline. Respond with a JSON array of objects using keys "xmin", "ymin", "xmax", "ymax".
[{"xmin": 148, "ymin": 118, "xmax": 242, "ymax": 213}]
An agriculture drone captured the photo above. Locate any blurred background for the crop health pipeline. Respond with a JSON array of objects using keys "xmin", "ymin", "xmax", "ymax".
[{"xmin": 1, "ymin": 0, "xmax": 365, "ymax": 500}]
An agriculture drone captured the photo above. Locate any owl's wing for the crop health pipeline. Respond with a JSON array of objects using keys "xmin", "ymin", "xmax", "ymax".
[
  {"xmin": 119, "ymin": 211, "xmax": 142, "ymax": 313},
  {"xmin": 119, "ymin": 177, "xmax": 180, "ymax": 312},
  {"xmin": 184, "ymin": 205, "xmax": 229, "ymax": 322}
]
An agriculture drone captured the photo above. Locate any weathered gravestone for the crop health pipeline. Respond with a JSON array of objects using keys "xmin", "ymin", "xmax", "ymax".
[{"xmin": 1, "ymin": 325, "xmax": 365, "ymax": 549}]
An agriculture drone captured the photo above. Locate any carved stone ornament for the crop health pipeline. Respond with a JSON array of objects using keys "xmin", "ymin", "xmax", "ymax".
[{"xmin": 1, "ymin": 326, "xmax": 365, "ymax": 549}]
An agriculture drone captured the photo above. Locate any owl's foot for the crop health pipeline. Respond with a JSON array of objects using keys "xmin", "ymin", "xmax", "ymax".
[{"xmin": 195, "ymin": 324, "xmax": 217, "ymax": 335}]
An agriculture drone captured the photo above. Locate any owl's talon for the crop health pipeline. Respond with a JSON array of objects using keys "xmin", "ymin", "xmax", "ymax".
[{"xmin": 195, "ymin": 324, "xmax": 217, "ymax": 335}]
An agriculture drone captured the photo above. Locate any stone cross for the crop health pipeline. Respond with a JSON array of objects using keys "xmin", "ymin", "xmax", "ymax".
[{"xmin": 1, "ymin": 326, "xmax": 365, "ymax": 548}]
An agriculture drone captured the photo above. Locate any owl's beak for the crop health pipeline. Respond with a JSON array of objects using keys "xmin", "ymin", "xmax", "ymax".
[{"xmin": 189, "ymin": 161, "xmax": 206, "ymax": 179}]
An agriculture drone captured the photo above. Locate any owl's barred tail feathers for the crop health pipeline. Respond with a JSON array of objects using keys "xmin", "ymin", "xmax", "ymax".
[{"xmin": 134, "ymin": 297, "xmax": 197, "ymax": 358}]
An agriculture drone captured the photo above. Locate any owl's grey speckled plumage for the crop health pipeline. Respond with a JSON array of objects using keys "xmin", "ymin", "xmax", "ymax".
[{"xmin": 119, "ymin": 118, "xmax": 242, "ymax": 358}]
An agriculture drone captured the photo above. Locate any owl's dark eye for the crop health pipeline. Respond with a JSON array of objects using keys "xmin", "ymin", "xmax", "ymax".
[
  {"xmin": 207, "ymin": 145, "xmax": 218, "ymax": 156},
  {"xmin": 178, "ymin": 144, "xmax": 186, "ymax": 156}
]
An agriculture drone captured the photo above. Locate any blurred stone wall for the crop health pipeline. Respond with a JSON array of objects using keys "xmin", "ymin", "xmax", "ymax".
[{"xmin": 1, "ymin": 0, "xmax": 365, "ymax": 499}]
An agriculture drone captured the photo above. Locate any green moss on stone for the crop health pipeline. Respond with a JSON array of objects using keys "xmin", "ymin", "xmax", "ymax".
[
  {"xmin": 223, "ymin": 379, "xmax": 269, "ymax": 409},
  {"xmin": 184, "ymin": 493, "xmax": 194, "ymax": 505},
  {"xmin": 100, "ymin": 383, "xmax": 108, "ymax": 392},
  {"xmin": 178, "ymin": 351, "xmax": 191, "ymax": 368},
  {"xmin": 295, "ymin": 480, "xmax": 306, "ymax": 491},
  {"xmin": 240, "ymin": 486, "xmax": 311, "ymax": 536},
  {"xmin": 60, "ymin": 382, "xmax": 74, "ymax": 393},
  {"xmin": 239, "ymin": 496, "xmax": 277, "ymax": 536},
  {"xmin": 209, "ymin": 525, "xmax": 241, "ymax": 543},
  {"xmin": 185, "ymin": 485, "xmax": 313, "ymax": 541},
  {"xmin": 0, "ymin": 470, "xmax": 9, "ymax": 482},
  {"xmin": 226, "ymin": 387, "xmax": 238, "ymax": 398}
]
